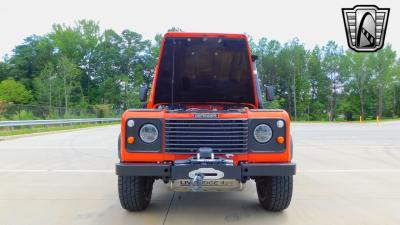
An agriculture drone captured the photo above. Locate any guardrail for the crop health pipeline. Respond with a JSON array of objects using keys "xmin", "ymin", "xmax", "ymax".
[{"xmin": 0, "ymin": 118, "xmax": 120, "ymax": 128}]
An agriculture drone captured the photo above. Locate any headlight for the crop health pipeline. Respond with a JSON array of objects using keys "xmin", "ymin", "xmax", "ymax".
[
  {"xmin": 253, "ymin": 124, "xmax": 273, "ymax": 143},
  {"xmin": 139, "ymin": 124, "xmax": 159, "ymax": 143}
]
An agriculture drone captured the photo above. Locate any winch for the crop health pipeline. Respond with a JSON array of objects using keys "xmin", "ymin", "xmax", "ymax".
[{"xmin": 169, "ymin": 147, "xmax": 244, "ymax": 192}]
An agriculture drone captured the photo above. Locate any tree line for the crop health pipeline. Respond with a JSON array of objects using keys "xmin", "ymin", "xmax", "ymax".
[
  {"xmin": 0, "ymin": 20, "xmax": 399, "ymax": 121},
  {"xmin": 250, "ymin": 38, "xmax": 400, "ymax": 120}
]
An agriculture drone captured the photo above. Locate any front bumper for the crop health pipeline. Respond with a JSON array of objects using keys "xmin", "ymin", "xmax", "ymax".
[{"xmin": 115, "ymin": 162, "xmax": 296, "ymax": 179}]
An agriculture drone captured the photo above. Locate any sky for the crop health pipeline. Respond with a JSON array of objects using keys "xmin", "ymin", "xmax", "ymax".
[{"xmin": 0, "ymin": 0, "xmax": 399, "ymax": 59}]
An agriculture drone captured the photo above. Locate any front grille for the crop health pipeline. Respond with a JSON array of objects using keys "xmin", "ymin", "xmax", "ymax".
[{"xmin": 165, "ymin": 119, "xmax": 248, "ymax": 153}]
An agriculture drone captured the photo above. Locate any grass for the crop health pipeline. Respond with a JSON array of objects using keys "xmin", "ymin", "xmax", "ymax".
[{"xmin": 0, "ymin": 122, "xmax": 119, "ymax": 137}]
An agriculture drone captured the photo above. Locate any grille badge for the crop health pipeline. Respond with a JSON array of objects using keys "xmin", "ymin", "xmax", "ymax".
[{"xmin": 193, "ymin": 113, "xmax": 218, "ymax": 119}]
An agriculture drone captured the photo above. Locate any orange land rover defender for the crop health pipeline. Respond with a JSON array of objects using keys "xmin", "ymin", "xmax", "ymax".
[{"xmin": 116, "ymin": 32, "xmax": 295, "ymax": 212}]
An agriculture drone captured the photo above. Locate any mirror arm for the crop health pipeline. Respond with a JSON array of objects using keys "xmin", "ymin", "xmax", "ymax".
[{"xmin": 139, "ymin": 85, "xmax": 149, "ymax": 102}]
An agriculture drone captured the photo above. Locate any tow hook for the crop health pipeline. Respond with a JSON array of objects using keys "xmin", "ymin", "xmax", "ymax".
[{"xmin": 190, "ymin": 172, "xmax": 205, "ymax": 191}]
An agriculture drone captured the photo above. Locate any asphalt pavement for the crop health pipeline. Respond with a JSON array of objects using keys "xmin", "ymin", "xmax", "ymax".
[{"xmin": 0, "ymin": 122, "xmax": 399, "ymax": 225}]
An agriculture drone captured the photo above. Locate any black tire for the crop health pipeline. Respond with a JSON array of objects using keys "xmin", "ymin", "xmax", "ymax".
[
  {"xmin": 118, "ymin": 176, "xmax": 154, "ymax": 211},
  {"xmin": 256, "ymin": 176, "xmax": 293, "ymax": 211}
]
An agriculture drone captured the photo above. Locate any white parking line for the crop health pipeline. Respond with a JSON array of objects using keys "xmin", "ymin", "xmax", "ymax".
[
  {"xmin": 0, "ymin": 169, "xmax": 114, "ymax": 173},
  {"xmin": 0, "ymin": 169, "xmax": 49, "ymax": 173},
  {"xmin": 298, "ymin": 169, "xmax": 400, "ymax": 173},
  {"xmin": 54, "ymin": 169, "xmax": 113, "ymax": 173}
]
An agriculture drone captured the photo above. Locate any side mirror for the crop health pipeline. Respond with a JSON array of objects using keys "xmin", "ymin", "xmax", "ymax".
[
  {"xmin": 265, "ymin": 86, "xmax": 275, "ymax": 101},
  {"xmin": 251, "ymin": 55, "xmax": 258, "ymax": 62},
  {"xmin": 139, "ymin": 86, "xmax": 149, "ymax": 102}
]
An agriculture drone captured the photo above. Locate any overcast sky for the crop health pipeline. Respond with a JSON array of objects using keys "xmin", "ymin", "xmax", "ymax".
[{"xmin": 0, "ymin": 0, "xmax": 398, "ymax": 59}]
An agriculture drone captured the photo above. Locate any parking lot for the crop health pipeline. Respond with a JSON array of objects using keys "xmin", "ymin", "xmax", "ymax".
[{"xmin": 1, "ymin": 121, "xmax": 400, "ymax": 225}]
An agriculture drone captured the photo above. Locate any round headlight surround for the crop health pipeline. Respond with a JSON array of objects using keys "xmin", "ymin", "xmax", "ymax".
[
  {"xmin": 253, "ymin": 124, "xmax": 273, "ymax": 143},
  {"xmin": 139, "ymin": 124, "xmax": 159, "ymax": 143}
]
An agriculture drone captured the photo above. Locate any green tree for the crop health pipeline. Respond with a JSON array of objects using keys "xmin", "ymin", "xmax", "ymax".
[
  {"xmin": 322, "ymin": 41, "xmax": 344, "ymax": 120},
  {"xmin": 255, "ymin": 39, "xmax": 281, "ymax": 88},
  {"xmin": 392, "ymin": 62, "xmax": 400, "ymax": 117},
  {"xmin": 0, "ymin": 62, "xmax": 9, "ymax": 81},
  {"xmin": 0, "ymin": 79, "xmax": 33, "ymax": 104},
  {"xmin": 342, "ymin": 51, "xmax": 370, "ymax": 119},
  {"xmin": 7, "ymin": 35, "xmax": 55, "ymax": 89},
  {"xmin": 167, "ymin": 27, "xmax": 183, "ymax": 32},
  {"xmin": 76, "ymin": 20, "xmax": 101, "ymax": 103},
  {"xmin": 91, "ymin": 29, "xmax": 124, "ymax": 106},
  {"xmin": 57, "ymin": 57, "xmax": 82, "ymax": 113},
  {"xmin": 307, "ymin": 46, "xmax": 329, "ymax": 120},
  {"xmin": 33, "ymin": 62, "xmax": 56, "ymax": 106},
  {"xmin": 283, "ymin": 39, "xmax": 307, "ymax": 120},
  {"xmin": 367, "ymin": 45, "xmax": 396, "ymax": 118}
]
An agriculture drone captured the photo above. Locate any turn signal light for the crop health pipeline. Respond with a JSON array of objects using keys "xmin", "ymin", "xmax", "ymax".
[
  {"xmin": 127, "ymin": 136, "xmax": 135, "ymax": 144},
  {"xmin": 276, "ymin": 136, "xmax": 285, "ymax": 144}
]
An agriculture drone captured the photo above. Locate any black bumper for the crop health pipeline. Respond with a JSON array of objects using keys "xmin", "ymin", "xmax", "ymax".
[{"xmin": 116, "ymin": 162, "xmax": 296, "ymax": 179}]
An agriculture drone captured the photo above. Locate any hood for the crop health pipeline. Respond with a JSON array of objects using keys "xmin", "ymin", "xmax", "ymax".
[{"xmin": 153, "ymin": 36, "xmax": 256, "ymax": 107}]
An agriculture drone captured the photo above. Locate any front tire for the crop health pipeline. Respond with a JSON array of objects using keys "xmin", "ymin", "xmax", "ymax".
[
  {"xmin": 118, "ymin": 176, "xmax": 154, "ymax": 211},
  {"xmin": 256, "ymin": 176, "xmax": 293, "ymax": 211}
]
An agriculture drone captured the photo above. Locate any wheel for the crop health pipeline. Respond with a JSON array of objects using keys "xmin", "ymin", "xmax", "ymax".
[
  {"xmin": 256, "ymin": 176, "xmax": 293, "ymax": 211},
  {"xmin": 118, "ymin": 176, "xmax": 154, "ymax": 211}
]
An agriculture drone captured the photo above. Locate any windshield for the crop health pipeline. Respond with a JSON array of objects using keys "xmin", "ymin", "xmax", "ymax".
[{"xmin": 153, "ymin": 37, "xmax": 255, "ymax": 106}]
